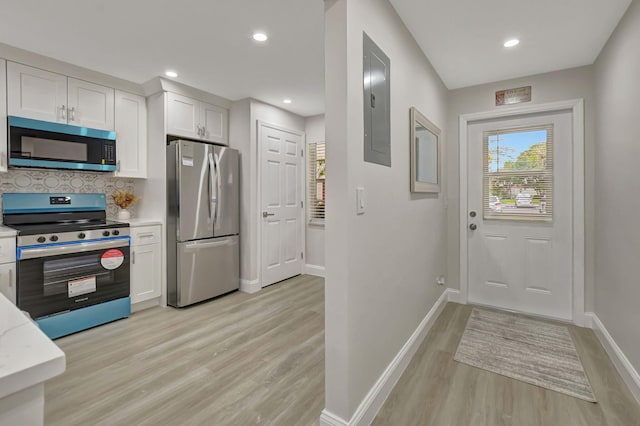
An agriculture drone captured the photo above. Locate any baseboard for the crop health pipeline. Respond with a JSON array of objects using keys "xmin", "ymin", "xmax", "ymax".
[
  {"xmin": 304, "ymin": 264, "xmax": 326, "ymax": 278},
  {"xmin": 319, "ymin": 409, "xmax": 349, "ymax": 426},
  {"xmin": 322, "ymin": 289, "xmax": 449, "ymax": 426},
  {"xmin": 239, "ymin": 279, "xmax": 261, "ymax": 294},
  {"xmin": 446, "ymin": 288, "xmax": 464, "ymax": 304},
  {"xmin": 131, "ymin": 297, "xmax": 160, "ymax": 313},
  {"xmin": 585, "ymin": 312, "xmax": 640, "ymax": 404}
]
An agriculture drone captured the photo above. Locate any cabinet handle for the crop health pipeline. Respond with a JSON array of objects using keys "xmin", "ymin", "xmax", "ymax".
[
  {"xmin": 9, "ymin": 268, "xmax": 13, "ymax": 287},
  {"xmin": 60, "ymin": 105, "xmax": 67, "ymax": 121},
  {"xmin": 137, "ymin": 233, "xmax": 155, "ymax": 238},
  {"xmin": 117, "ymin": 160, "xmax": 121, "ymax": 172},
  {"xmin": 70, "ymin": 107, "xmax": 76, "ymax": 122},
  {"xmin": 132, "ymin": 252, "xmax": 136, "ymax": 264}
]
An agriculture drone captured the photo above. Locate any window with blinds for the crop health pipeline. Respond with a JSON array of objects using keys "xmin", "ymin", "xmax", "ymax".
[
  {"xmin": 483, "ymin": 125, "xmax": 553, "ymax": 221},
  {"xmin": 308, "ymin": 142, "xmax": 326, "ymax": 224}
]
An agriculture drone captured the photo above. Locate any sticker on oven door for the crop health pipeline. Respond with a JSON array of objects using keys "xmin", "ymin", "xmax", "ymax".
[
  {"xmin": 68, "ymin": 276, "xmax": 96, "ymax": 297},
  {"xmin": 101, "ymin": 249, "xmax": 125, "ymax": 270}
]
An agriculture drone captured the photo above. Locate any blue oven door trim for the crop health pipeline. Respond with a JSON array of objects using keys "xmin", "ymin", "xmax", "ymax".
[
  {"xmin": 35, "ymin": 296, "xmax": 131, "ymax": 339},
  {"xmin": 16, "ymin": 236, "xmax": 131, "ymax": 260}
]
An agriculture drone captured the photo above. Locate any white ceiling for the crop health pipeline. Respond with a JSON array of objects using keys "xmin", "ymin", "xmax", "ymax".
[
  {"xmin": 389, "ymin": 0, "xmax": 632, "ymax": 89},
  {"xmin": 0, "ymin": 1, "xmax": 632, "ymax": 117},
  {"xmin": 0, "ymin": 0, "xmax": 326, "ymax": 117}
]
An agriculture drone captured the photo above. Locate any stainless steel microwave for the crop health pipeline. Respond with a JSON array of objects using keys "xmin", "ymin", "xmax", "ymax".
[{"xmin": 8, "ymin": 116, "xmax": 117, "ymax": 172}]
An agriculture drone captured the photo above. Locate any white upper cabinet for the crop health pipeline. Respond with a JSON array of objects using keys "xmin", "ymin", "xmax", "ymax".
[
  {"xmin": 201, "ymin": 101, "xmax": 228, "ymax": 144},
  {"xmin": 166, "ymin": 92, "xmax": 228, "ymax": 144},
  {"xmin": 7, "ymin": 62, "xmax": 115, "ymax": 131},
  {"xmin": 67, "ymin": 78, "xmax": 114, "ymax": 130},
  {"xmin": 115, "ymin": 90, "xmax": 147, "ymax": 178},
  {"xmin": 1, "ymin": 59, "xmax": 7, "ymax": 172},
  {"xmin": 167, "ymin": 92, "xmax": 199, "ymax": 139},
  {"xmin": 7, "ymin": 62, "xmax": 67, "ymax": 124}
]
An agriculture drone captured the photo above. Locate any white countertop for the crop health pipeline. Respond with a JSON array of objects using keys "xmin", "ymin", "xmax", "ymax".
[
  {"xmin": 0, "ymin": 293, "xmax": 65, "ymax": 399},
  {"xmin": 0, "ymin": 225, "xmax": 17, "ymax": 238},
  {"xmin": 121, "ymin": 218, "xmax": 163, "ymax": 227}
]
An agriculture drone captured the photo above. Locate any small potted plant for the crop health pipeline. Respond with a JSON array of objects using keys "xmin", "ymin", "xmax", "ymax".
[{"xmin": 112, "ymin": 190, "xmax": 140, "ymax": 220}]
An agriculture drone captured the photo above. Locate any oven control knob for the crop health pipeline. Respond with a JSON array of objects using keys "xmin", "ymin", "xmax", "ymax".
[
  {"xmin": 37, "ymin": 236, "xmax": 46, "ymax": 243},
  {"xmin": 50, "ymin": 235, "xmax": 59, "ymax": 242},
  {"xmin": 103, "ymin": 231, "xmax": 111, "ymax": 237},
  {"xmin": 78, "ymin": 233, "xmax": 86, "ymax": 239},
  {"xmin": 112, "ymin": 230, "xmax": 120, "ymax": 236}
]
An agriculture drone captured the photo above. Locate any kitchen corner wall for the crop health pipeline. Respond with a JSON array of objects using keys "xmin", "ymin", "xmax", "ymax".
[{"xmin": 0, "ymin": 169, "xmax": 136, "ymax": 221}]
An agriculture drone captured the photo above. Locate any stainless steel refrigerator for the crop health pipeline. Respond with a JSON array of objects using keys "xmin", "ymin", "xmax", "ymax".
[{"xmin": 166, "ymin": 140, "xmax": 240, "ymax": 307}]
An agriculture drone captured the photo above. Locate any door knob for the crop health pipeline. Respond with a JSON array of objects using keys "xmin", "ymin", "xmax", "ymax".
[
  {"xmin": 262, "ymin": 211, "xmax": 275, "ymax": 218},
  {"xmin": 469, "ymin": 223, "xmax": 477, "ymax": 231}
]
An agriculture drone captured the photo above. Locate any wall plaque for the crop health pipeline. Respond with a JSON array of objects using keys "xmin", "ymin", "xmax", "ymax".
[{"xmin": 495, "ymin": 86, "xmax": 531, "ymax": 106}]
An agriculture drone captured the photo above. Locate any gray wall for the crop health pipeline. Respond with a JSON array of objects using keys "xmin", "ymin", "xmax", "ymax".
[
  {"xmin": 594, "ymin": 0, "xmax": 640, "ymax": 372},
  {"xmin": 324, "ymin": 0, "xmax": 448, "ymax": 419},
  {"xmin": 446, "ymin": 66, "xmax": 597, "ymax": 312}
]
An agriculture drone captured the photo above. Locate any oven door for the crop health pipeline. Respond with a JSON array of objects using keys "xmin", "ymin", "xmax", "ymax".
[{"xmin": 17, "ymin": 237, "xmax": 130, "ymax": 319}]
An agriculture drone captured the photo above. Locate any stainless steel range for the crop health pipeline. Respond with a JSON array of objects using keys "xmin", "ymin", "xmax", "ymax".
[{"xmin": 2, "ymin": 193, "xmax": 131, "ymax": 339}]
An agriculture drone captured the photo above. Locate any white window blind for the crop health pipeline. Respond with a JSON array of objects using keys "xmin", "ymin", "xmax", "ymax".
[
  {"xmin": 483, "ymin": 125, "xmax": 553, "ymax": 221},
  {"xmin": 308, "ymin": 142, "xmax": 326, "ymax": 224}
]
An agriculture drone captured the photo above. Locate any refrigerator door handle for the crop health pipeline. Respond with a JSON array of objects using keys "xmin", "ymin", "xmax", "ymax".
[
  {"xmin": 208, "ymin": 151, "xmax": 218, "ymax": 225},
  {"xmin": 214, "ymin": 150, "xmax": 222, "ymax": 227},
  {"xmin": 184, "ymin": 239, "xmax": 231, "ymax": 251}
]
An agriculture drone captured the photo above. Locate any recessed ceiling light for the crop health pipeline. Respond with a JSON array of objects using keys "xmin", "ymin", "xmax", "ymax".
[
  {"xmin": 283, "ymin": 99, "xmax": 292, "ymax": 104},
  {"xmin": 165, "ymin": 70, "xmax": 178, "ymax": 78},
  {"xmin": 504, "ymin": 39, "xmax": 520, "ymax": 48},
  {"xmin": 253, "ymin": 33, "xmax": 268, "ymax": 42}
]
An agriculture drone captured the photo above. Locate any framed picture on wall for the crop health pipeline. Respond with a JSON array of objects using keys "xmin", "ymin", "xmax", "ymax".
[{"xmin": 410, "ymin": 107, "xmax": 441, "ymax": 193}]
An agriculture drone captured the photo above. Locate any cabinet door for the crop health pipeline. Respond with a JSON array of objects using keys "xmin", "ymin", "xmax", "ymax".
[
  {"xmin": 202, "ymin": 102, "xmax": 228, "ymax": 144},
  {"xmin": 7, "ymin": 62, "xmax": 67, "ymax": 123},
  {"xmin": 115, "ymin": 90, "xmax": 147, "ymax": 178},
  {"xmin": 1, "ymin": 59, "xmax": 7, "ymax": 172},
  {"xmin": 0, "ymin": 263, "xmax": 17, "ymax": 305},
  {"xmin": 167, "ymin": 92, "xmax": 199, "ymax": 139},
  {"xmin": 67, "ymin": 78, "xmax": 115, "ymax": 130},
  {"xmin": 131, "ymin": 244, "xmax": 161, "ymax": 304}
]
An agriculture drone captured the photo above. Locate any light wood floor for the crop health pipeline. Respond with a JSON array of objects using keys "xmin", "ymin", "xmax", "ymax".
[
  {"xmin": 374, "ymin": 302, "xmax": 640, "ymax": 426},
  {"xmin": 47, "ymin": 279, "xmax": 640, "ymax": 426},
  {"xmin": 45, "ymin": 274, "xmax": 325, "ymax": 426}
]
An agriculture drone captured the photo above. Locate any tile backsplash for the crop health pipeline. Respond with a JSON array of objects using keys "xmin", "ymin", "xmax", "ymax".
[{"xmin": 0, "ymin": 169, "xmax": 137, "ymax": 221}]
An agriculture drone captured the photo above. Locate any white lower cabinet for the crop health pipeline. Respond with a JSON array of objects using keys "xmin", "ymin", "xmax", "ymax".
[
  {"xmin": 0, "ymin": 262, "xmax": 16, "ymax": 304},
  {"xmin": 130, "ymin": 225, "xmax": 161, "ymax": 305}
]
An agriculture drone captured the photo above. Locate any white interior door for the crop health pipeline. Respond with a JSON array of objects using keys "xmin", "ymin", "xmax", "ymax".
[
  {"xmin": 467, "ymin": 110, "xmax": 573, "ymax": 320},
  {"xmin": 260, "ymin": 123, "xmax": 303, "ymax": 287}
]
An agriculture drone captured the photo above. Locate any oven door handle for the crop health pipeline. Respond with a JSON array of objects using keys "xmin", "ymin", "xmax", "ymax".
[{"xmin": 18, "ymin": 238, "xmax": 130, "ymax": 260}]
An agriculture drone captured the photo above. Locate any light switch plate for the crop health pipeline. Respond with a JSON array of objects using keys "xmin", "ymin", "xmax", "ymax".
[{"xmin": 356, "ymin": 187, "xmax": 365, "ymax": 215}]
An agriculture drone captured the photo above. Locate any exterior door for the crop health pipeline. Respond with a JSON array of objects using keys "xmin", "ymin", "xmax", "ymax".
[
  {"xmin": 467, "ymin": 110, "xmax": 573, "ymax": 320},
  {"xmin": 260, "ymin": 123, "xmax": 303, "ymax": 287}
]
